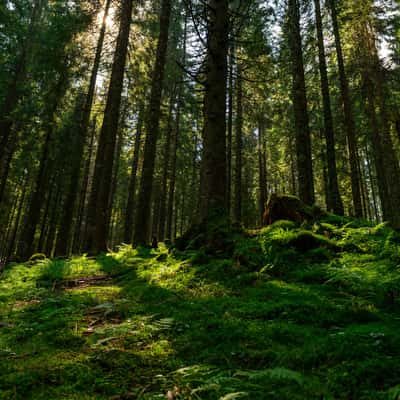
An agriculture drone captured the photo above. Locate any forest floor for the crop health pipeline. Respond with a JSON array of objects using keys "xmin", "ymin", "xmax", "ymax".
[{"xmin": 1, "ymin": 216, "xmax": 400, "ymax": 399}]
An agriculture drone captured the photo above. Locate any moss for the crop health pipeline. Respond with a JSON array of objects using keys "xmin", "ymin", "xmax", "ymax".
[{"xmin": 2, "ymin": 217, "xmax": 400, "ymax": 399}]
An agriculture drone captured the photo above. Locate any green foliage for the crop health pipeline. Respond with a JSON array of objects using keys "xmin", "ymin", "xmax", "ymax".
[{"xmin": 1, "ymin": 218, "xmax": 400, "ymax": 399}]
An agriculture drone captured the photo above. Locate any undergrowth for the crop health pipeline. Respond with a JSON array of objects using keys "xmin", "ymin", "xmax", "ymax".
[{"xmin": 1, "ymin": 215, "xmax": 400, "ymax": 399}]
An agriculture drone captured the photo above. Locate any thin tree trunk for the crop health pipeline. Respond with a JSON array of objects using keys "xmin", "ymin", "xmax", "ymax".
[
  {"xmin": 174, "ymin": 191, "xmax": 180, "ymax": 239},
  {"xmin": 365, "ymin": 143, "xmax": 379, "ymax": 221},
  {"xmin": 180, "ymin": 182, "xmax": 187, "ymax": 236},
  {"xmin": 123, "ymin": 106, "xmax": 144, "ymax": 243},
  {"xmin": 158, "ymin": 92, "xmax": 176, "ymax": 240},
  {"xmin": 227, "ymin": 44, "xmax": 234, "ymax": 215},
  {"xmin": 0, "ymin": 191, "xmax": 19, "ymax": 262},
  {"xmin": 151, "ymin": 180, "xmax": 162, "ymax": 239},
  {"xmin": 44, "ymin": 186, "xmax": 62, "ymax": 257},
  {"xmin": 318, "ymin": 128, "xmax": 329, "ymax": 210},
  {"xmin": 287, "ymin": 0, "xmax": 314, "ymax": 205},
  {"xmin": 6, "ymin": 183, "xmax": 27, "ymax": 262},
  {"xmin": 134, "ymin": 0, "xmax": 172, "ymax": 245},
  {"xmin": 166, "ymin": 14, "xmax": 188, "ymax": 239},
  {"xmin": 328, "ymin": 0, "xmax": 362, "ymax": 217},
  {"xmin": 234, "ymin": 64, "xmax": 243, "ymax": 223},
  {"xmin": 289, "ymin": 137, "xmax": 297, "ymax": 195},
  {"xmin": 38, "ymin": 176, "xmax": 56, "ymax": 252},
  {"xmin": 358, "ymin": 157, "xmax": 368, "ymax": 219},
  {"xmin": 190, "ymin": 134, "xmax": 199, "ymax": 222},
  {"xmin": 0, "ymin": 141, "xmax": 17, "ymax": 204},
  {"xmin": 107, "ymin": 111, "xmax": 126, "ymax": 247},
  {"xmin": 73, "ymin": 117, "xmax": 97, "ymax": 253},
  {"xmin": 314, "ymin": 0, "xmax": 343, "ymax": 214},
  {"xmin": 395, "ymin": 119, "xmax": 400, "ymax": 143},
  {"xmin": 166, "ymin": 101, "xmax": 180, "ymax": 240},
  {"xmin": 258, "ymin": 119, "xmax": 267, "ymax": 224}
]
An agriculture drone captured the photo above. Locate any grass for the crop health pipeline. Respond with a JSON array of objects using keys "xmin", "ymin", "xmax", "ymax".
[{"xmin": 1, "ymin": 217, "xmax": 400, "ymax": 399}]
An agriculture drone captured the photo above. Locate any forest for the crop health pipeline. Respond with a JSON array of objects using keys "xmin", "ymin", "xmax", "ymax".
[{"xmin": 1, "ymin": 0, "xmax": 400, "ymax": 399}]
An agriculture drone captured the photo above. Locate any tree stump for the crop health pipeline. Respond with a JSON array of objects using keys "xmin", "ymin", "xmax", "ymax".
[{"xmin": 263, "ymin": 194, "xmax": 318, "ymax": 225}]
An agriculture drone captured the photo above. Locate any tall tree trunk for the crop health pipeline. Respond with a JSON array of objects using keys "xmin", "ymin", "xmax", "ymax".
[
  {"xmin": 151, "ymin": 180, "xmax": 162, "ymax": 239},
  {"xmin": 0, "ymin": 190, "xmax": 19, "ymax": 262},
  {"xmin": 314, "ymin": 0, "xmax": 343, "ymax": 214},
  {"xmin": 318, "ymin": 128, "xmax": 330, "ymax": 210},
  {"xmin": 158, "ymin": 93, "xmax": 175, "ymax": 240},
  {"xmin": 166, "ymin": 96, "xmax": 181, "ymax": 240},
  {"xmin": 258, "ymin": 119, "xmax": 267, "ymax": 225},
  {"xmin": 166, "ymin": 14, "xmax": 188, "ymax": 240},
  {"xmin": 85, "ymin": 0, "xmax": 133, "ymax": 253},
  {"xmin": 359, "ymin": 157, "xmax": 370, "ymax": 219},
  {"xmin": 199, "ymin": 0, "xmax": 229, "ymax": 218},
  {"xmin": 38, "ymin": 175, "xmax": 56, "ymax": 252},
  {"xmin": 190, "ymin": 133, "xmax": 199, "ymax": 222},
  {"xmin": 0, "ymin": 141, "xmax": 17, "ymax": 205},
  {"xmin": 123, "ymin": 106, "xmax": 144, "ymax": 243},
  {"xmin": 6, "ymin": 182, "xmax": 27, "ymax": 262},
  {"xmin": 365, "ymin": 143, "xmax": 379, "ymax": 221},
  {"xmin": 395, "ymin": 119, "xmax": 400, "ymax": 143},
  {"xmin": 133, "ymin": 0, "xmax": 172, "ymax": 245},
  {"xmin": 180, "ymin": 181, "xmax": 187, "ymax": 235},
  {"xmin": 328, "ymin": 0, "xmax": 362, "ymax": 217},
  {"xmin": 234, "ymin": 64, "xmax": 243, "ymax": 223},
  {"xmin": 107, "ymin": 112, "xmax": 126, "ymax": 246},
  {"xmin": 44, "ymin": 186, "xmax": 62, "ymax": 257},
  {"xmin": 73, "ymin": 117, "xmax": 97, "ymax": 253},
  {"xmin": 287, "ymin": 0, "xmax": 314, "ymax": 205},
  {"xmin": 227, "ymin": 44, "xmax": 234, "ymax": 215},
  {"xmin": 289, "ymin": 136, "xmax": 297, "ymax": 195}
]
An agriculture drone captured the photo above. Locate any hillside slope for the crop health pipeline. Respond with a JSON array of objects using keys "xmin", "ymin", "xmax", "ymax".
[{"xmin": 1, "ymin": 217, "xmax": 400, "ymax": 399}]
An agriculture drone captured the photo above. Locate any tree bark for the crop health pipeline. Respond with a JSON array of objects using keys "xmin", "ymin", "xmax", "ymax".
[
  {"xmin": 234, "ymin": 64, "xmax": 243, "ymax": 223},
  {"xmin": 158, "ymin": 92, "xmax": 175, "ymax": 240},
  {"xmin": 199, "ymin": 0, "xmax": 229, "ymax": 218},
  {"xmin": 73, "ymin": 117, "xmax": 97, "ymax": 253},
  {"xmin": 314, "ymin": 0, "xmax": 343, "ymax": 214},
  {"xmin": 258, "ymin": 119, "xmax": 267, "ymax": 225},
  {"xmin": 123, "ymin": 106, "xmax": 144, "ymax": 243},
  {"xmin": 166, "ymin": 92, "xmax": 181, "ymax": 240},
  {"xmin": 6, "ymin": 181, "xmax": 27, "ymax": 261},
  {"xmin": 287, "ymin": 0, "xmax": 314, "ymax": 205},
  {"xmin": 328, "ymin": 0, "xmax": 363, "ymax": 217},
  {"xmin": 227, "ymin": 44, "xmax": 234, "ymax": 215},
  {"xmin": 44, "ymin": 186, "xmax": 62, "ymax": 257}
]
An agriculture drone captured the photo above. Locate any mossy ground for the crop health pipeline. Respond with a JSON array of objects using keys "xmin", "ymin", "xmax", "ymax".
[{"xmin": 1, "ymin": 217, "xmax": 400, "ymax": 399}]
